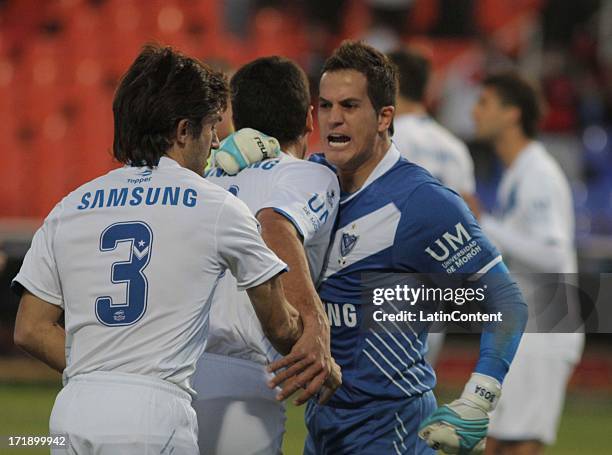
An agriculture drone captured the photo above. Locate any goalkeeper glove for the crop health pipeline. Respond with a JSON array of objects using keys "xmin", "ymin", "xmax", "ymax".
[
  {"xmin": 212, "ymin": 128, "xmax": 281, "ymax": 175},
  {"xmin": 418, "ymin": 373, "xmax": 501, "ymax": 454}
]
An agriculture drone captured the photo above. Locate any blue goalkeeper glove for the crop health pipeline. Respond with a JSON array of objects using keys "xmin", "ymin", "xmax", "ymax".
[
  {"xmin": 418, "ymin": 373, "xmax": 501, "ymax": 454},
  {"xmin": 212, "ymin": 128, "xmax": 281, "ymax": 175}
]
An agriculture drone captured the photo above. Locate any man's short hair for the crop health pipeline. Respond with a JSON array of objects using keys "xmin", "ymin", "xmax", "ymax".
[
  {"xmin": 113, "ymin": 44, "xmax": 228, "ymax": 167},
  {"xmin": 231, "ymin": 56, "xmax": 310, "ymax": 145},
  {"xmin": 387, "ymin": 49, "xmax": 430, "ymax": 103},
  {"xmin": 483, "ymin": 73, "xmax": 541, "ymax": 138},
  {"xmin": 321, "ymin": 40, "xmax": 398, "ymax": 113}
]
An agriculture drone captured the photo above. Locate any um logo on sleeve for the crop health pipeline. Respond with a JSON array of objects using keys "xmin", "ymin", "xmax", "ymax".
[{"xmin": 425, "ymin": 222, "xmax": 482, "ymax": 273}]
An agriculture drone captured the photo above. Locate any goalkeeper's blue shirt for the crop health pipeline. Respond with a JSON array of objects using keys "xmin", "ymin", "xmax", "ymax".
[{"xmin": 312, "ymin": 144, "xmax": 526, "ymax": 408}]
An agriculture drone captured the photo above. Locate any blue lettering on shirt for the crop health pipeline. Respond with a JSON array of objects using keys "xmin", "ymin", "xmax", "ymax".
[{"xmin": 76, "ymin": 186, "xmax": 198, "ymax": 210}]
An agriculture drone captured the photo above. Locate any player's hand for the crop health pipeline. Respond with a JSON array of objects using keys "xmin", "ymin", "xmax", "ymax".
[
  {"xmin": 267, "ymin": 321, "xmax": 341, "ymax": 405},
  {"xmin": 212, "ymin": 128, "xmax": 281, "ymax": 175},
  {"xmin": 418, "ymin": 373, "xmax": 501, "ymax": 454}
]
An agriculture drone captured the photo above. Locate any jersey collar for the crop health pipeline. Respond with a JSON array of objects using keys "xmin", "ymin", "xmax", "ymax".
[
  {"xmin": 341, "ymin": 143, "xmax": 401, "ymax": 204},
  {"xmin": 508, "ymin": 141, "xmax": 543, "ymax": 176},
  {"xmin": 157, "ymin": 156, "xmax": 183, "ymax": 169}
]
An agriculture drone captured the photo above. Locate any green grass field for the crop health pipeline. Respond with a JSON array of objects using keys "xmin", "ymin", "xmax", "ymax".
[{"xmin": 1, "ymin": 382, "xmax": 611, "ymax": 454}]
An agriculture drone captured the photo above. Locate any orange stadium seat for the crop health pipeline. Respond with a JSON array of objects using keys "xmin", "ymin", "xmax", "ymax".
[{"xmin": 0, "ymin": 69, "xmax": 28, "ymax": 217}]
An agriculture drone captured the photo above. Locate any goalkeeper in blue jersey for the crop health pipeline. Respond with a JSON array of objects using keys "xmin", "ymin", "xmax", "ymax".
[{"xmin": 217, "ymin": 41, "xmax": 528, "ymax": 455}]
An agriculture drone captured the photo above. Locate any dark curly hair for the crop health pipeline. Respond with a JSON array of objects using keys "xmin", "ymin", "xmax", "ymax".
[{"xmin": 112, "ymin": 44, "xmax": 228, "ymax": 167}]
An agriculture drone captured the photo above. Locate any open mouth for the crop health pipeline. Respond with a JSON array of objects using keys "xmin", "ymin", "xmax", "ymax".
[{"xmin": 327, "ymin": 134, "xmax": 351, "ymax": 148}]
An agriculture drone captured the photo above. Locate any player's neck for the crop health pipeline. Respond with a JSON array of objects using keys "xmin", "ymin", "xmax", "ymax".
[
  {"xmin": 338, "ymin": 137, "xmax": 391, "ymax": 193},
  {"xmin": 495, "ymin": 129, "xmax": 531, "ymax": 168},
  {"xmin": 281, "ymin": 138, "xmax": 307, "ymax": 160},
  {"xmin": 395, "ymin": 98, "xmax": 426, "ymax": 117}
]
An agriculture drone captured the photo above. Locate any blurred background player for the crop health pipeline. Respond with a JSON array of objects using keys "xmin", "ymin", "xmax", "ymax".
[
  {"xmin": 11, "ymin": 44, "xmax": 305, "ymax": 454},
  {"xmin": 193, "ymin": 56, "xmax": 341, "ymax": 455},
  {"xmin": 388, "ymin": 48, "xmax": 476, "ymax": 206},
  {"xmin": 265, "ymin": 40, "xmax": 527, "ymax": 455},
  {"xmin": 388, "ymin": 48, "xmax": 478, "ymax": 366},
  {"xmin": 473, "ymin": 73, "xmax": 585, "ymax": 455}
]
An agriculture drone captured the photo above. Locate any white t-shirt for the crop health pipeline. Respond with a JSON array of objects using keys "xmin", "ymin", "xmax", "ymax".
[
  {"xmin": 13, "ymin": 157, "xmax": 287, "ymax": 395},
  {"xmin": 392, "ymin": 113, "xmax": 476, "ymax": 194},
  {"xmin": 480, "ymin": 142, "xmax": 583, "ymax": 362},
  {"xmin": 204, "ymin": 153, "xmax": 340, "ymax": 363}
]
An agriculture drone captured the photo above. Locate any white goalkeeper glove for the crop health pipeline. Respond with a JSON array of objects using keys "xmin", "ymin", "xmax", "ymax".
[
  {"xmin": 212, "ymin": 128, "xmax": 281, "ymax": 175},
  {"xmin": 418, "ymin": 373, "xmax": 501, "ymax": 454}
]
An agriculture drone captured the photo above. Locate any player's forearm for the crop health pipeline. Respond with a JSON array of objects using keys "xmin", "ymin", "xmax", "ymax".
[
  {"xmin": 14, "ymin": 291, "xmax": 66, "ymax": 373},
  {"xmin": 259, "ymin": 292, "xmax": 302, "ymax": 356},
  {"xmin": 266, "ymin": 305, "xmax": 303, "ymax": 356},
  {"xmin": 257, "ymin": 209, "xmax": 330, "ymax": 328},
  {"xmin": 473, "ymin": 269, "xmax": 528, "ymax": 382},
  {"xmin": 14, "ymin": 321, "xmax": 65, "ymax": 373},
  {"xmin": 247, "ymin": 274, "xmax": 303, "ymax": 355},
  {"xmin": 480, "ymin": 215, "xmax": 566, "ymax": 272}
]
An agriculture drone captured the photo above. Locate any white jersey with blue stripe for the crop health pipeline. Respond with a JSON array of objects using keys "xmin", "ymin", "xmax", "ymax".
[
  {"xmin": 481, "ymin": 141, "xmax": 584, "ymax": 363},
  {"xmin": 317, "ymin": 144, "xmax": 502, "ymax": 406},
  {"xmin": 204, "ymin": 153, "xmax": 340, "ymax": 364}
]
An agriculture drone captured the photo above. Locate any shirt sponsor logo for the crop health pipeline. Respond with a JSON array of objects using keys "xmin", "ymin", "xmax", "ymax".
[
  {"xmin": 77, "ymin": 186, "xmax": 198, "ymax": 210},
  {"xmin": 127, "ymin": 169, "xmax": 153, "ymax": 185},
  {"xmin": 324, "ymin": 302, "xmax": 358, "ymax": 327},
  {"xmin": 301, "ymin": 193, "xmax": 331, "ymax": 233},
  {"xmin": 425, "ymin": 222, "xmax": 482, "ymax": 272}
]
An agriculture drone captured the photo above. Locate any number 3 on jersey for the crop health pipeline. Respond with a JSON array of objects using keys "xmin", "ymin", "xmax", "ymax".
[{"xmin": 95, "ymin": 221, "xmax": 153, "ymax": 326}]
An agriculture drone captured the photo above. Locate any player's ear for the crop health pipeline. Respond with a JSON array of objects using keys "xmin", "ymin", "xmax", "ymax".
[
  {"xmin": 175, "ymin": 119, "xmax": 191, "ymax": 146},
  {"xmin": 377, "ymin": 105, "xmax": 394, "ymax": 133},
  {"xmin": 304, "ymin": 105, "xmax": 314, "ymax": 134}
]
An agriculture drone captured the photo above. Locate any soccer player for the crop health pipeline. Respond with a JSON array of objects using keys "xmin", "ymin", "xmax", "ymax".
[
  {"xmin": 388, "ymin": 48, "xmax": 478, "ymax": 365},
  {"xmin": 472, "ymin": 73, "xmax": 585, "ymax": 455},
  {"xmin": 261, "ymin": 41, "xmax": 529, "ymax": 454},
  {"xmin": 11, "ymin": 45, "xmax": 306, "ymax": 454},
  {"xmin": 193, "ymin": 57, "xmax": 341, "ymax": 454},
  {"xmin": 388, "ymin": 48, "xmax": 476, "ymax": 205}
]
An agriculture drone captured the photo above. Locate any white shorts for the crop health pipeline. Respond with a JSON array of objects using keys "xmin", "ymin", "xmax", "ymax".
[
  {"xmin": 488, "ymin": 335, "xmax": 583, "ymax": 445},
  {"xmin": 192, "ymin": 352, "xmax": 286, "ymax": 455},
  {"xmin": 50, "ymin": 371, "xmax": 198, "ymax": 455}
]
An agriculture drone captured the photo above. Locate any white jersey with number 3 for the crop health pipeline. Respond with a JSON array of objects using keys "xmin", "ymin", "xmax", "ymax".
[
  {"xmin": 204, "ymin": 152, "xmax": 340, "ymax": 364},
  {"xmin": 13, "ymin": 157, "xmax": 286, "ymax": 396}
]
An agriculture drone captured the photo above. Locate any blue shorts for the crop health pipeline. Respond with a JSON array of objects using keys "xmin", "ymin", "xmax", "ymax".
[{"xmin": 304, "ymin": 391, "xmax": 436, "ymax": 454}]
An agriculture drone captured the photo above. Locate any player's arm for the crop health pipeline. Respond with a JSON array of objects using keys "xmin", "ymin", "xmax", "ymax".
[
  {"xmin": 13, "ymin": 290, "xmax": 65, "ymax": 373},
  {"xmin": 246, "ymin": 273, "xmax": 302, "ymax": 356},
  {"xmin": 480, "ymin": 175, "xmax": 568, "ymax": 272},
  {"xmin": 404, "ymin": 184, "xmax": 527, "ymax": 454},
  {"xmin": 419, "ymin": 266, "xmax": 527, "ymax": 454},
  {"xmin": 480, "ymin": 215, "xmax": 566, "ymax": 272},
  {"xmin": 257, "ymin": 208, "xmax": 341, "ymax": 405},
  {"xmin": 11, "ymin": 203, "xmax": 66, "ymax": 373},
  {"xmin": 216, "ymin": 194, "xmax": 304, "ymax": 357}
]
